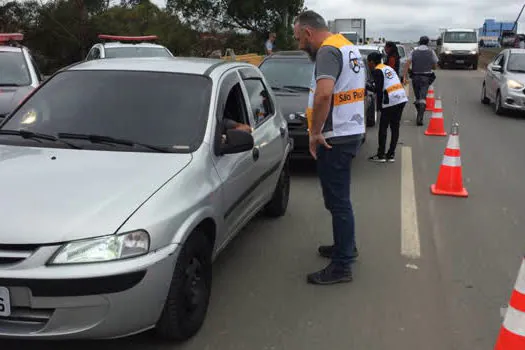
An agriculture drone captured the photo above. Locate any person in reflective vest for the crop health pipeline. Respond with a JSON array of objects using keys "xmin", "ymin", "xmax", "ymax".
[
  {"xmin": 366, "ymin": 51, "xmax": 408, "ymax": 162},
  {"xmin": 294, "ymin": 10, "xmax": 365, "ymax": 285}
]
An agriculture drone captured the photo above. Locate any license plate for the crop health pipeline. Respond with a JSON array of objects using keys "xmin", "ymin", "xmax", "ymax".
[
  {"xmin": 456, "ymin": 60, "xmax": 464, "ymax": 64},
  {"xmin": 0, "ymin": 287, "xmax": 11, "ymax": 317}
]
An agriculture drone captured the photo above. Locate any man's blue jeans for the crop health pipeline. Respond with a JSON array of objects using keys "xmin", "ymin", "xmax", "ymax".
[{"xmin": 316, "ymin": 140, "xmax": 361, "ymax": 266}]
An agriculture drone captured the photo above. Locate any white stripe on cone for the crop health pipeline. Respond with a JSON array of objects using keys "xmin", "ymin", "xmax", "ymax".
[
  {"xmin": 514, "ymin": 258, "xmax": 525, "ymax": 294},
  {"xmin": 446, "ymin": 134, "xmax": 460, "ymax": 150},
  {"xmin": 503, "ymin": 305, "xmax": 525, "ymax": 337},
  {"xmin": 442, "ymin": 155, "xmax": 461, "ymax": 167}
]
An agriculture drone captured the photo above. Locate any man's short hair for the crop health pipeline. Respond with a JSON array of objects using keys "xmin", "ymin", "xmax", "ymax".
[
  {"xmin": 419, "ymin": 36, "xmax": 430, "ymax": 45},
  {"xmin": 294, "ymin": 10, "xmax": 328, "ymax": 30},
  {"xmin": 367, "ymin": 52, "xmax": 383, "ymax": 65}
]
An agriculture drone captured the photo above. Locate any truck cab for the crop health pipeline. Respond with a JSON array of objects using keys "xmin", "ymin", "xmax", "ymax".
[
  {"xmin": 340, "ymin": 32, "xmax": 359, "ymax": 44},
  {"xmin": 437, "ymin": 28, "xmax": 479, "ymax": 70}
]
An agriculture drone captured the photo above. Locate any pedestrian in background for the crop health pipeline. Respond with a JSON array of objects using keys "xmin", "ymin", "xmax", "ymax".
[
  {"xmin": 402, "ymin": 35, "xmax": 438, "ymax": 126},
  {"xmin": 293, "ymin": 10, "xmax": 365, "ymax": 285},
  {"xmin": 366, "ymin": 52, "xmax": 408, "ymax": 163},
  {"xmin": 384, "ymin": 41, "xmax": 400, "ymax": 77},
  {"xmin": 265, "ymin": 32, "xmax": 276, "ymax": 55}
]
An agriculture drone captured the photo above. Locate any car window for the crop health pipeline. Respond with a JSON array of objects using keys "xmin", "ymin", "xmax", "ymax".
[
  {"xmin": 507, "ymin": 53, "xmax": 525, "ymax": 72},
  {"xmin": 86, "ymin": 47, "xmax": 100, "ymax": 60},
  {"xmin": 2, "ymin": 70, "xmax": 212, "ymax": 152},
  {"xmin": 493, "ymin": 54, "xmax": 503, "ymax": 66},
  {"xmin": 30, "ymin": 56, "xmax": 43, "ymax": 82},
  {"xmin": 0, "ymin": 51, "xmax": 31, "ymax": 86},
  {"xmin": 104, "ymin": 47, "xmax": 172, "ymax": 58},
  {"xmin": 242, "ymin": 78, "xmax": 274, "ymax": 127},
  {"xmin": 259, "ymin": 58, "xmax": 313, "ymax": 89},
  {"xmin": 217, "ymin": 72, "xmax": 250, "ymax": 127}
]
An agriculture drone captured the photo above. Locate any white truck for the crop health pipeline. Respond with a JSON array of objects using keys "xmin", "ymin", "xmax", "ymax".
[
  {"xmin": 328, "ymin": 18, "xmax": 366, "ymax": 44},
  {"xmin": 436, "ymin": 28, "xmax": 479, "ymax": 70}
]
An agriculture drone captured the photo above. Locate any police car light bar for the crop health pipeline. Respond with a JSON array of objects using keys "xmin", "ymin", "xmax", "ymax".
[
  {"xmin": 98, "ymin": 34, "xmax": 158, "ymax": 42},
  {"xmin": 0, "ymin": 33, "xmax": 24, "ymax": 43}
]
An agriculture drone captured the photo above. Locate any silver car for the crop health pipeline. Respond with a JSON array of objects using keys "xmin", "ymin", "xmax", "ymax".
[
  {"xmin": 0, "ymin": 57, "xmax": 292, "ymax": 340},
  {"xmin": 0, "ymin": 35, "xmax": 43, "ymax": 120},
  {"xmin": 481, "ymin": 48, "xmax": 525, "ymax": 114}
]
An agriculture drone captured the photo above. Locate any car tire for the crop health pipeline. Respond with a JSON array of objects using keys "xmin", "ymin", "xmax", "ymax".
[
  {"xmin": 495, "ymin": 91, "xmax": 506, "ymax": 115},
  {"xmin": 481, "ymin": 83, "xmax": 490, "ymax": 104},
  {"xmin": 264, "ymin": 158, "xmax": 290, "ymax": 217},
  {"xmin": 155, "ymin": 230, "xmax": 213, "ymax": 342},
  {"xmin": 366, "ymin": 100, "xmax": 377, "ymax": 127}
]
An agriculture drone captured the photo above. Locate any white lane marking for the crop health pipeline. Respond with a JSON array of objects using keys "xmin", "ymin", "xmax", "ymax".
[{"xmin": 401, "ymin": 146, "xmax": 421, "ymax": 259}]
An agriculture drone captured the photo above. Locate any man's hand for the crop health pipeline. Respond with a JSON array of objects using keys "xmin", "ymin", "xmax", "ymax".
[
  {"xmin": 309, "ymin": 132, "xmax": 331, "ymax": 160},
  {"xmin": 235, "ymin": 123, "xmax": 252, "ymax": 133}
]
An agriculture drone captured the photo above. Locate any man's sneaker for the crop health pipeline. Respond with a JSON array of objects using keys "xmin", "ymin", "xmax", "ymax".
[
  {"xmin": 368, "ymin": 154, "xmax": 386, "ymax": 163},
  {"xmin": 386, "ymin": 154, "xmax": 395, "ymax": 163},
  {"xmin": 307, "ymin": 263, "xmax": 353, "ymax": 285},
  {"xmin": 318, "ymin": 245, "xmax": 359, "ymax": 261}
]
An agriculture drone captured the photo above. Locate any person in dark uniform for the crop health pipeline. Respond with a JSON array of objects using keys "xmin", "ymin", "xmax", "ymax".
[{"xmin": 402, "ymin": 36, "xmax": 438, "ymax": 126}]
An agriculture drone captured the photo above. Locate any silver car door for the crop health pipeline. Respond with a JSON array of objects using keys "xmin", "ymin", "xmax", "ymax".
[
  {"xmin": 211, "ymin": 70, "xmax": 260, "ymax": 237},
  {"xmin": 487, "ymin": 54, "xmax": 502, "ymax": 99},
  {"xmin": 238, "ymin": 67, "xmax": 285, "ymax": 207}
]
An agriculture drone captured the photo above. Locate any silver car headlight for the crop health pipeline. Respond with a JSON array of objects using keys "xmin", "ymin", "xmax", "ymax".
[
  {"xmin": 49, "ymin": 230, "xmax": 150, "ymax": 265},
  {"xmin": 507, "ymin": 79, "xmax": 524, "ymax": 90},
  {"xmin": 444, "ymin": 50, "xmax": 452, "ymax": 55},
  {"xmin": 470, "ymin": 50, "xmax": 478, "ymax": 55}
]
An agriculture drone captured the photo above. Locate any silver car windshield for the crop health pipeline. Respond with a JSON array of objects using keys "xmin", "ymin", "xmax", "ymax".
[
  {"xmin": 105, "ymin": 47, "xmax": 172, "ymax": 58},
  {"xmin": 259, "ymin": 59, "xmax": 313, "ymax": 90},
  {"xmin": 0, "ymin": 51, "xmax": 31, "ymax": 86},
  {"xmin": 507, "ymin": 53, "xmax": 525, "ymax": 73},
  {"xmin": 1, "ymin": 70, "xmax": 212, "ymax": 151}
]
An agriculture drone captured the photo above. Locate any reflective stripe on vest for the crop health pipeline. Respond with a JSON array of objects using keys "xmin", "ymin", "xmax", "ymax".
[
  {"xmin": 376, "ymin": 63, "xmax": 408, "ymax": 108},
  {"xmin": 306, "ymin": 34, "xmax": 366, "ymax": 139}
]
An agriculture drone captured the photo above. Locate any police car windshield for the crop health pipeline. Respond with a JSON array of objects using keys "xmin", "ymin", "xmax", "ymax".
[
  {"xmin": 1, "ymin": 70, "xmax": 211, "ymax": 152},
  {"xmin": 357, "ymin": 49, "xmax": 377, "ymax": 58},
  {"xmin": 0, "ymin": 51, "xmax": 31, "ymax": 86},
  {"xmin": 259, "ymin": 58, "xmax": 313, "ymax": 90},
  {"xmin": 443, "ymin": 32, "xmax": 477, "ymax": 44},
  {"xmin": 105, "ymin": 47, "xmax": 172, "ymax": 58}
]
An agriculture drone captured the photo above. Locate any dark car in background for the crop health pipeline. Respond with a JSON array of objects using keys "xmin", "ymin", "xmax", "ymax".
[{"xmin": 259, "ymin": 50, "xmax": 377, "ymax": 159}]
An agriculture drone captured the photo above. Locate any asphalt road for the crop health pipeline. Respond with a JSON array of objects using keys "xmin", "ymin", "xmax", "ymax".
[{"xmin": 1, "ymin": 68, "xmax": 524, "ymax": 349}]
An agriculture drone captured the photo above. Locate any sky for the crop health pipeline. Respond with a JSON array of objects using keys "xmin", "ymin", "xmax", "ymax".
[
  {"xmin": 147, "ymin": 0, "xmax": 525, "ymax": 42},
  {"xmin": 303, "ymin": 0, "xmax": 525, "ymax": 41}
]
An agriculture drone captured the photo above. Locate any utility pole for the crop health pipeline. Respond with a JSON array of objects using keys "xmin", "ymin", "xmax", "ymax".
[{"xmin": 512, "ymin": 2, "xmax": 525, "ymax": 33}]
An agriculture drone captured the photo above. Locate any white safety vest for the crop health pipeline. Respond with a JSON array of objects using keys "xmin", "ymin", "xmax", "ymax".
[
  {"xmin": 376, "ymin": 63, "xmax": 408, "ymax": 108},
  {"xmin": 306, "ymin": 34, "xmax": 366, "ymax": 139}
]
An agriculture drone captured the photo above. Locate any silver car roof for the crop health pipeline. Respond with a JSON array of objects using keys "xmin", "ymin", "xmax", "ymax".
[
  {"xmin": 101, "ymin": 42, "xmax": 168, "ymax": 49},
  {"xmin": 69, "ymin": 57, "xmax": 246, "ymax": 76}
]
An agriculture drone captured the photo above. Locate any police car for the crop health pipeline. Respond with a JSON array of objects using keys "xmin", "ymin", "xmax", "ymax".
[
  {"xmin": 0, "ymin": 33, "xmax": 43, "ymax": 120},
  {"xmin": 85, "ymin": 34, "xmax": 174, "ymax": 60}
]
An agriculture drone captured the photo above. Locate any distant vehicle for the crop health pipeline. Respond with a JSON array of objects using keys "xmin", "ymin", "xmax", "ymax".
[
  {"xmin": 481, "ymin": 48, "xmax": 525, "ymax": 115},
  {"xmin": 0, "ymin": 57, "xmax": 291, "ymax": 341},
  {"xmin": 328, "ymin": 18, "xmax": 366, "ymax": 44},
  {"xmin": 259, "ymin": 50, "xmax": 377, "ymax": 158},
  {"xmin": 340, "ymin": 31, "xmax": 359, "ymax": 43},
  {"xmin": 85, "ymin": 34, "xmax": 173, "ymax": 60},
  {"xmin": 0, "ymin": 33, "xmax": 43, "ymax": 121},
  {"xmin": 437, "ymin": 28, "xmax": 479, "ymax": 70}
]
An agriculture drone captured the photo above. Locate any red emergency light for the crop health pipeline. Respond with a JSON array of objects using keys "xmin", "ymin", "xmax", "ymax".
[
  {"xmin": 97, "ymin": 34, "xmax": 158, "ymax": 42},
  {"xmin": 0, "ymin": 33, "xmax": 24, "ymax": 43}
]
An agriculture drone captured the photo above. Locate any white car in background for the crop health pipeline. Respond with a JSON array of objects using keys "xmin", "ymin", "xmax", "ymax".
[
  {"xmin": 0, "ymin": 33, "xmax": 44, "ymax": 120},
  {"xmin": 85, "ymin": 34, "xmax": 173, "ymax": 60},
  {"xmin": 481, "ymin": 48, "xmax": 525, "ymax": 115}
]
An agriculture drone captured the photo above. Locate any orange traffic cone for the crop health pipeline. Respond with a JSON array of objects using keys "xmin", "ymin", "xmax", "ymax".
[
  {"xmin": 495, "ymin": 257, "xmax": 525, "ymax": 349},
  {"xmin": 430, "ymin": 123, "xmax": 468, "ymax": 197},
  {"xmin": 426, "ymin": 85, "xmax": 435, "ymax": 111},
  {"xmin": 424, "ymin": 98, "xmax": 447, "ymax": 136}
]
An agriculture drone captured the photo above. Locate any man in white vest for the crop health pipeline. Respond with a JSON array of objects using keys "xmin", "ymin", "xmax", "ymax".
[
  {"xmin": 366, "ymin": 51, "xmax": 408, "ymax": 162},
  {"xmin": 294, "ymin": 10, "xmax": 365, "ymax": 285}
]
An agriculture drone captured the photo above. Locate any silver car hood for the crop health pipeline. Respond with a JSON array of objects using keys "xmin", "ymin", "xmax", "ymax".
[
  {"xmin": 506, "ymin": 71, "xmax": 525, "ymax": 84},
  {"xmin": 0, "ymin": 145, "xmax": 191, "ymax": 244}
]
